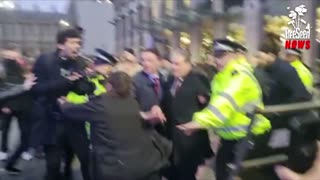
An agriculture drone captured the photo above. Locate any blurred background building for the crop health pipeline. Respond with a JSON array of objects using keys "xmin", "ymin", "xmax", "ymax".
[
  {"xmin": 0, "ymin": 0, "xmax": 116, "ymax": 57},
  {"xmin": 68, "ymin": 0, "xmax": 115, "ymax": 55},
  {"xmin": 111, "ymin": 0, "xmax": 319, "ymax": 66},
  {"xmin": 0, "ymin": 0, "xmax": 69, "ymax": 57}
]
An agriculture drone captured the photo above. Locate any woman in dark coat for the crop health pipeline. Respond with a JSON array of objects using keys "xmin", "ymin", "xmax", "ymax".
[
  {"xmin": 163, "ymin": 49, "xmax": 213, "ymax": 180},
  {"xmin": 61, "ymin": 72, "xmax": 170, "ymax": 180}
]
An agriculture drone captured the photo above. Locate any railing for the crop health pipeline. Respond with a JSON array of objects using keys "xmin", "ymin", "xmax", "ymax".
[{"xmin": 228, "ymin": 100, "xmax": 320, "ymax": 180}]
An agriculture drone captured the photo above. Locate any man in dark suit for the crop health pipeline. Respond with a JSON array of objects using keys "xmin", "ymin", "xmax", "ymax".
[
  {"xmin": 32, "ymin": 29, "xmax": 90, "ymax": 180},
  {"xmin": 132, "ymin": 48, "xmax": 167, "ymax": 133},
  {"xmin": 255, "ymin": 43, "xmax": 312, "ymax": 105},
  {"xmin": 163, "ymin": 49, "xmax": 213, "ymax": 180}
]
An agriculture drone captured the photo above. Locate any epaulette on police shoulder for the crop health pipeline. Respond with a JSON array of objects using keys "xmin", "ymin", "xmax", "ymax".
[{"xmin": 231, "ymin": 70, "xmax": 239, "ymax": 76}]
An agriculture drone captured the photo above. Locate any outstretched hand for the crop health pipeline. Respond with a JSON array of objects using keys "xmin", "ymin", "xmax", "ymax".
[
  {"xmin": 23, "ymin": 73, "xmax": 37, "ymax": 90},
  {"xmin": 176, "ymin": 121, "xmax": 203, "ymax": 136},
  {"xmin": 140, "ymin": 105, "xmax": 166, "ymax": 123}
]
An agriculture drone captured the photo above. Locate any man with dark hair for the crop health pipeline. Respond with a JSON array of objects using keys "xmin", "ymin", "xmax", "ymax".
[
  {"xmin": 132, "ymin": 48, "xmax": 172, "ymax": 178},
  {"xmin": 255, "ymin": 43, "xmax": 311, "ymax": 105},
  {"xmin": 32, "ymin": 28, "xmax": 90, "ymax": 180},
  {"xmin": 133, "ymin": 48, "xmax": 165, "ymax": 123}
]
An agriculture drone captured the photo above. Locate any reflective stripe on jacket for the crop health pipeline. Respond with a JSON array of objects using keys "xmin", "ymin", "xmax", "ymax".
[
  {"xmin": 66, "ymin": 75, "xmax": 107, "ymax": 138},
  {"xmin": 193, "ymin": 58, "xmax": 271, "ymax": 140},
  {"xmin": 290, "ymin": 60, "xmax": 313, "ymax": 93}
]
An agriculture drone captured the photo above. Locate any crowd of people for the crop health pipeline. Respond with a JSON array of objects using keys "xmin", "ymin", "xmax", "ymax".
[{"xmin": 0, "ymin": 27, "xmax": 317, "ymax": 180}]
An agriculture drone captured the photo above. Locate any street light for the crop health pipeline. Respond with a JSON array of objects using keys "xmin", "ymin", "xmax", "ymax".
[
  {"xmin": 96, "ymin": 0, "xmax": 112, "ymax": 5},
  {"xmin": 0, "ymin": 0, "xmax": 15, "ymax": 9},
  {"xmin": 59, "ymin": 20, "xmax": 70, "ymax": 27}
]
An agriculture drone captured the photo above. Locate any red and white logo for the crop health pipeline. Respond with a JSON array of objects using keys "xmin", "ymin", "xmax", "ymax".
[{"xmin": 283, "ymin": 5, "xmax": 311, "ymax": 50}]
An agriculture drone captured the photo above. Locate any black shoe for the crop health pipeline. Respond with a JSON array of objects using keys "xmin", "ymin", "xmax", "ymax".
[{"xmin": 4, "ymin": 167, "xmax": 22, "ymax": 175}]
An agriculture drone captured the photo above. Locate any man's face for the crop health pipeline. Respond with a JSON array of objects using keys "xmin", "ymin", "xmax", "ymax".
[
  {"xmin": 214, "ymin": 51, "xmax": 234, "ymax": 71},
  {"xmin": 58, "ymin": 38, "xmax": 82, "ymax": 59},
  {"xmin": 141, "ymin": 51, "xmax": 160, "ymax": 74},
  {"xmin": 171, "ymin": 53, "xmax": 191, "ymax": 78}
]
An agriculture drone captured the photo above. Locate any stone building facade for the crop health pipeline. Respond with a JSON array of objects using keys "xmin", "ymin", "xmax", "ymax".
[
  {"xmin": 0, "ymin": 8, "xmax": 67, "ymax": 57},
  {"xmin": 112, "ymin": 0, "xmax": 317, "ymax": 64}
]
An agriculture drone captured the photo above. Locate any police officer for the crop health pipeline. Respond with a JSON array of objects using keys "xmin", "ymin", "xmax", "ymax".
[
  {"xmin": 63, "ymin": 49, "xmax": 115, "ymax": 179},
  {"xmin": 177, "ymin": 39, "xmax": 271, "ymax": 180},
  {"xmin": 284, "ymin": 49, "xmax": 313, "ymax": 94}
]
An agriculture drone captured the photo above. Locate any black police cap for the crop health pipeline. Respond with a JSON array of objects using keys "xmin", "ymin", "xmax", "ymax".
[
  {"xmin": 213, "ymin": 39, "xmax": 238, "ymax": 52},
  {"xmin": 95, "ymin": 48, "xmax": 118, "ymax": 65}
]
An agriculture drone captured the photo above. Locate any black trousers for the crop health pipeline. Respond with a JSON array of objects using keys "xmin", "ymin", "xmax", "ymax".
[
  {"xmin": 2, "ymin": 111, "xmax": 31, "ymax": 168},
  {"xmin": 1, "ymin": 114, "xmax": 12, "ymax": 152},
  {"xmin": 167, "ymin": 163, "xmax": 198, "ymax": 180},
  {"xmin": 215, "ymin": 139, "xmax": 240, "ymax": 180},
  {"xmin": 44, "ymin": 122, "xmax": 90, "ymax": 180},
  {"xmin": 95, "ymin": 172, "xmax": 161, "ymax": 180}
]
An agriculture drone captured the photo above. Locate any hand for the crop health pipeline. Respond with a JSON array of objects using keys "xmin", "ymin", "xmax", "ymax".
[
  {"xmin": 85, "ymin": 67, "xmax": 95, "ymax": 75},
  {"xmin": 275, "ymin": 141, "xmax": 320, "ymax": 180},
  {"xmin": 66, "ymin": 72, "xmax": 82, "ymax": 81},
  {"xmin": 1, "ymin": 107, "xmax": 11, "ymax": 114},
  {"xmin": 198, "ymin": 95, "xmax": 208, "ymax": 105},
  {"xmin": 23, "ymin": 73, "xmax": 37, "ymax": 90},
  {"xmin": 275, "ymin": 165, "xmax": 301, "ymax": 180},
  {"xmin": 176, "ymin": 121, "xmax": 203, "ymax": 136},
  {"xmin": 140, "ymin": 106, "xmax": 166, "ymax": 123},
  {"xmin": 150, "ymin": 105, "xmax": 166, "ymax": 123},
  {"xmin": 58, "ymin": 96, "xmax": 67, "ymax": 105}
]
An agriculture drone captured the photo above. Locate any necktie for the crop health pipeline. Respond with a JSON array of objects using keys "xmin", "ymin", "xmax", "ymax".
[
  {"xmin": 153, "ymin": 77, "xmax": 161, "ymax": 96},
  {"xmin": 171, "ymin": 78, "xmax": 183, "ymax": 96}
]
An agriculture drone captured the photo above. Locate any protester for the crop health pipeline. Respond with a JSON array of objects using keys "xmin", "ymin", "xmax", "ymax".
[
  {"xmin": 32, "ymin": 28, "xmax": 91, "ymax": 180},
  {"xmin": 60, "ymin": 71, "xmax": 169, "ymax": 180}
]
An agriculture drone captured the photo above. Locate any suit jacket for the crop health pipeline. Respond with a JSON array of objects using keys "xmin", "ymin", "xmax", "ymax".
[
  {"xmin": 132, "ymin": 71, "xmax": 166, "ymax": 111},
  {"xmin": 132, "ymin": 71, "xmax": 167, "ymax": 136},
  {"xmin": 264, "ymin": 58, "xmax": 312, "ymax": 105},
  {"xmin": 163, "ymin": 71, "xmax": 213, "ymax": 165},
  {"xmin": 31, "ymin": 52, "xmax": 85, "ymax": 145},
  {"xmin": 62, "ymin": 94, "xmax": 169, "ymax": 180}
]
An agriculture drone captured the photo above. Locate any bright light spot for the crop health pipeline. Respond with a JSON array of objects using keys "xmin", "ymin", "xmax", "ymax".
[
  {"xmin": 226, "ymin": 36, "xmax": 235, "ymax": 42},
  {"xmin": 106, "ymin": 0, "xmax": 113, "ymax": 4},
  {"xmin": 96, "ymin": 0, "xmax": 103, "ymax": 3},
  {"xmin": 0, "ymin": 1, "xmax": 15, "ymax": 9},
  {"xmin": 180, "ymin": 37, "xmax": 191, "ymax": 45},
  {"xmin": 59, "ymin": 20, "xmax": 70, "ymax": 27}
]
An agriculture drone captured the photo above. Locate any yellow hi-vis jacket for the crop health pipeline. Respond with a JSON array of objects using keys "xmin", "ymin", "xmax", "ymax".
[
  {"xmin": 192, "ymin": 58, "xmax": 271, "ymax": 140},
  {"xmin": 66, "ymin": 75, "xmax": 107, "ymax": 138},
  {"xmin": 290, "ymin": 60, "xmax": 313, "ymax": 93}
]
